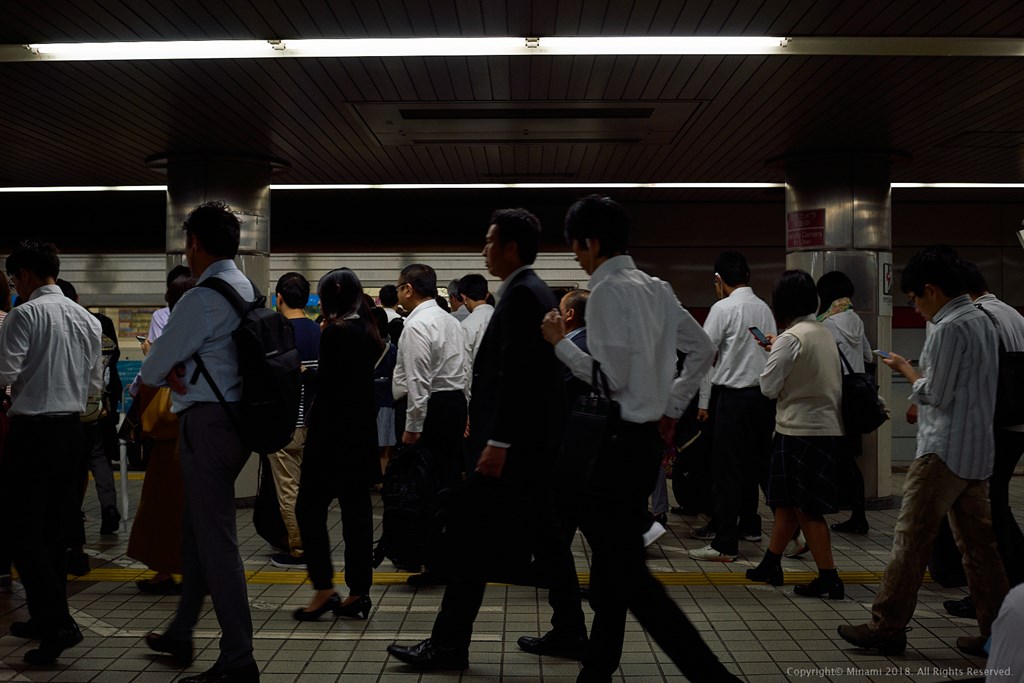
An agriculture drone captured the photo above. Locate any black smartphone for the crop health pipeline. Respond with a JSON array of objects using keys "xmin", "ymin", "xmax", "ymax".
[
  {"xmin": 136, "ymin": 335, "xmax": 147, "ymax": 343},
  {"xmin": 748, "ymin": 326, "xmax": 770, "ymax": 346}
]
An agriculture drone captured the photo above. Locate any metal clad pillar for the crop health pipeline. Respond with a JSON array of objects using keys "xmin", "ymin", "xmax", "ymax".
[
  {"xmin": 782, "ymin": 153, "xmax": 895, "ymax": 504},
  {"xmin": 147, "ymin": 154, "xmax": 289, "ymax": 297}
]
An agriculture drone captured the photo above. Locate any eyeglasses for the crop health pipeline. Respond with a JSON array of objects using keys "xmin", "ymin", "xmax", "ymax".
[
  {"xmin": 6, "ymin": 277, "xmax": 14, "ymax": 291},
  {"xmin": 397, "ymin": 282, "xmax": 410, "ymax": 290}
]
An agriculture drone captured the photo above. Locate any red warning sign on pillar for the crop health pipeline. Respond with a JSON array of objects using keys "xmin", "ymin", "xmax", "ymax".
[{"xmin": 786, "ymin": 209, "xmax": 826, "ymax": 248}]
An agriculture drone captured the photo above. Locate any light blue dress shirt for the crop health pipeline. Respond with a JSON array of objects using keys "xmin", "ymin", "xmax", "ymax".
[{"xmin": 140, "ymin": 260, "xmax": 254, "ymax": 414}]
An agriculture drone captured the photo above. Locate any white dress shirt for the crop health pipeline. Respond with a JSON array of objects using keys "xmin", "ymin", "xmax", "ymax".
[
  {"xmin": 140, "ymin": 260, "xmax": 254, "ymax": 413},
  {"xmin": 383, "ymin": 307, "xmax": 401, "ymax": 323},
  {"xmin": 555, "ymin": 255, "xmax": 714, "ymax": 423},
  {"xmin": 0, "ymin": 284, "xmax": 103, "ymax": 416},
  {"xmin": 460, "ymin": 302, "xmax": 494, "ymax": 401},
  {"xmin": 147, "ymin": 306, "xmax": 170, "ymax": 342},
  {"xmin": 698, "ymin": 286, "xmax": 776, "ymax": 409},
  {"xmin": 911, "ymin": 294, "xmax": 999, "ymax": 480},
  {"xmin": 392, "ymin": 298, "xmax": 467, "ymax": 433}
]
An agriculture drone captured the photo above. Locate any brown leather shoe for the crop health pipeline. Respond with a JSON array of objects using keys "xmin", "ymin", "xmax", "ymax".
[
  {"xmin": 837, "ymin": 623, "xmax": 908, "ymax": 655},
  {"xmin": 956, "ymin": 636, "xmax": 987, "ymax": 658}
]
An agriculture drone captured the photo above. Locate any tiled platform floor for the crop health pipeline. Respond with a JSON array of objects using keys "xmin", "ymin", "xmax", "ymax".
[{"xmin": 1, "ymin": 471, "xmax": 1019, "ymax": 682}]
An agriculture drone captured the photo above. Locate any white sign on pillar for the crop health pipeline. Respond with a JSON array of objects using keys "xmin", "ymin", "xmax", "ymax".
[{"xmin": 879, "ymin": 252, "xmax": 894, "ymax": 316}]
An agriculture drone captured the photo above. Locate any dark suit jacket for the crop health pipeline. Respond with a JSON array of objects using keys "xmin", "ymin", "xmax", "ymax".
[
  {"xmin": 563, "ymin": 327, "xmax": 590, "ymax": 410},
  {"xmin": 468, "ymin": 268, "xmax": 564, "ymax": 483}
]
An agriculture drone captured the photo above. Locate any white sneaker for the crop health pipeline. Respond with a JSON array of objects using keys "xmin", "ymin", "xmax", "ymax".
[
  {"xmin": 688, "ymin": 544, "xmax": 736, "ymax": 562},
  {"xmin": 784, "ymin": 532, "xmax": 810, "ymax": 558},
  {"xmin": 643, "ymin": 521, "xmax": 667, "ymax": 547}
]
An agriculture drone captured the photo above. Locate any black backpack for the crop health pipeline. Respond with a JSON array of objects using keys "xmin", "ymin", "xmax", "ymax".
[
  {"xmin": 190, "ymin": 277, "xmax": 302, "ymax": 454},
  {"xmin": 838, "ymin": 346, "xmax": 889, "ymax": 435},
  {"xmin": 976, "ymin": 303, "xmax": 1024, "ymax": 428},
  {"xmin": 373, "ymin": 443, "xmax": 441, "ymax": 572}
]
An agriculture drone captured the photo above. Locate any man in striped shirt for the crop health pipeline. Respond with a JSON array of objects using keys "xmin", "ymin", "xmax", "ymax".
[{"xmin": 839, "ymin": 247, "xmax": 1008, "ymax": 657}]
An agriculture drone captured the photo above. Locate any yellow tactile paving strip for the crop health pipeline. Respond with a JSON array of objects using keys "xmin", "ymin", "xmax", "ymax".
[{"xmin": 58, "ymin": 568, "xmax": 931, "ymax": 587}]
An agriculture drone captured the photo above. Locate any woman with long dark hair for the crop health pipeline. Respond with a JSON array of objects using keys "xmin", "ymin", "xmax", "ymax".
[{"xmin": 293, "ymin": 268, "xmax": 383, "ymax": 621}]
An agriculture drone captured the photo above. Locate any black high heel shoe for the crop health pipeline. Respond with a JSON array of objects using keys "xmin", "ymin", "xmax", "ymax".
[
  {"xmin": 336, "ymin": 595, "xmax": 372, "ymax": 619},
  {"xmin": 293, "ymin": 593, "xmax": 342, "ymax": 621}
]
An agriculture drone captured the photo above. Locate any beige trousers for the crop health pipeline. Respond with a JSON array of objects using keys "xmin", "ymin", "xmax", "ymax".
[
  {"xmin": 267, "ymin": 427, "xmax": 305, "ymax": 553},
  {"xmin": 872, "ymin": 453, "xmax": 1008, "ymax": 635}
]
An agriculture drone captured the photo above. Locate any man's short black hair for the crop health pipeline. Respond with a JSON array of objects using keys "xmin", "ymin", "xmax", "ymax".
[
  {"xmin": 771, "ymin": 270, "xmax": 819, "ymax": 328},
  {"xmin": 379, "ymin": 284, "xmax": 399, "ymax": 307},
  {"xmin": 714, "ymin": 251, "xmax": 750, "ymax": 287},
  {"xmin": 166, "ymin": 265, "xmax": 192, "ymax": 290},
  {"xmin": 900, "ymin": 246, "xmax": 965, "ymax": 298},
  {"xmin": 181, "ymin": 200, "xmax": 241, "ymax": 260},
  {"xmin": 275, "ymin": 271, "xmax": 311, "ymax": 310},
  {"xmin": 458, "ymin": 274, "xmax": 488, "ymax": 302},
  {"xmin": 400, "ymin": 264, "xmax": 438, "ymax": 299},
  {"xmin": 490, "ymin": 208, "xmax": 542, "ymax": 265},
  {"xmin": 6, "ymin": 239, "xmax": 60, "ymax": 280},
  {"xmin": 960, "ymin": 259, "xmax": 990, "ymax": 297},
  {"xmin": 563, "ymin": 194, "xmax": 629, "ymax": 257},
  {"xmin": 562, "ymin": 289, "xmax": 590, "ymax": 325}
]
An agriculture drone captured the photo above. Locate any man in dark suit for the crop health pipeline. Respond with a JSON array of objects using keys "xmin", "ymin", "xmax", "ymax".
[
  {"xmin": 558, "ymin": 289, "xmax": 590, "ymax": 409},
  {"xmin": 387, "ymin": 208, "xmax": 587, "ymax": 670}
]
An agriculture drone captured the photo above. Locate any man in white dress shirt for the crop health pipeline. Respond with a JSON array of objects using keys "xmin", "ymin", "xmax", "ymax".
[
  {"xmin": 839, "ymin": 247, "xmax": 1007, "ymax": 658},
  {"xmin": 690, "ymin": 251, "xmax": 778, "ymax": 562},
  {"xmin": 541, "ymin": 195, "xmax": 738, "ymax": 683},
  {"xmin": 0, "ymin": 239, "xmax": 102, "ymax": 665},
  {"xmin": 457, "ymin": 273, "xmax": 494, "ymax": 399}
]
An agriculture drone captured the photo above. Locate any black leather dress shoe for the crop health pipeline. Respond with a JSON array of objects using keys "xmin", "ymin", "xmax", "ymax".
[
  {"xmin": 10, "ymin": 620, "xmax": 44, "ymax": 639},
  {"xmin": 23, "ymin": 622, "xmax": 83, "ymax": 665},
  {"xmin": 944, "ymin": 596, "xmax": 977, "ymax": 620},
  {"xmin": 387, "ymin": 638, "xmax": 469, "ymax": 670},
  {"xmin": 516, "ymin": 630, "xmax": 588, "ymax": 659},
  {"xmin": 145, "ymin": 631, "xmax": 194, "ymax": 667},
  {"xmin": 179, "ymin": 661, "xmax": 259, "ymax": 683}
]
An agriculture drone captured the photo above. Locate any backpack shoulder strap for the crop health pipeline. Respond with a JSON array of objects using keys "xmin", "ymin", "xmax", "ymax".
[
  {"xmin": 199, "ymin": 275, "xmax": 261, "ymax": 317},
  {"xmin": 836, "ymin": 342, "xmax": 855, "ymax": 375}
]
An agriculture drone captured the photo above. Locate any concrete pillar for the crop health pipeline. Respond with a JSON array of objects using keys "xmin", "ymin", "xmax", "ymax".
[
  {"xmin": 146, "ymin": 153, "xmax": 288, "ymax": 499},
  {"xmin": 781, "ymin": 153, "xmax": 896, "ymax": 505},
  {"xmin": 146, "ymin": 154, "xmax": 288, "ymax": 297}
]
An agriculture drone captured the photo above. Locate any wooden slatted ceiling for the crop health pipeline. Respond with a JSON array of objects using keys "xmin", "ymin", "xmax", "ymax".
[
  {"xmin": 5, "ymin": 1, "xmax": 1024, "ymax": 42},
  {"xmin": 4, "ymin": 2, "xmax": 1024, "ymax": 189}
]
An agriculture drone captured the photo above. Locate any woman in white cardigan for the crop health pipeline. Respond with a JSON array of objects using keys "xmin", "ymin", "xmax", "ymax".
[{"xmin": 746, "ymin": 270, "xmax": 845, "ymax": 599}]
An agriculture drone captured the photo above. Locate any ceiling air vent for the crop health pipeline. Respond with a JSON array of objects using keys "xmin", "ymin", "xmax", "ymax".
[{"xmin": 352, "ymin": 102, "xmax": 700, "ymax": 146}]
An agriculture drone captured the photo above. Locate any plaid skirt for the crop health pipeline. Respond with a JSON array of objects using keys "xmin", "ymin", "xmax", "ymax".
[{"xmin": 766, "ymin": 433, "xmax": 840, "ymax": 516}]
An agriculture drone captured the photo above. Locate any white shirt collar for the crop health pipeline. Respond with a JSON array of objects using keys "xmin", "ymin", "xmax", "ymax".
[
  {"xmin": 406, "ymin": 298, "xmax": 439, "ymax": 322},
  {"xmin": 587, "ymin": 254, "xmax": 635, "ymax": 290}
]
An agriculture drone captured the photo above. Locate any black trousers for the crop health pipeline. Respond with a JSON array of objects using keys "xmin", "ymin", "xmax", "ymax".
[
  {"xmin": 710, "ymin": 387, "xmax": 775, "ymax": 555},
  {"xmin": 430, "ymin": 460, "xmax": 586, "ymax": 651},
  {"xmin": 296, "ymin": 461, "xmax": 373, "ymax": 595},
  {"xmin": 992, "ymin": 429, "xmax": 1024, "ymax": 586},
  {"xmin": 1, "ymin": 415, "xmax": 83, "ymax": 638},
  {"xmin": 396, "ymin": 390, "xmax": 467, "ymax": 488},
  {"xmin": 834, "ymin": 433, "xmax": 866, "ymax": 516},
  {"xmin": 579, "ymin": 421, "xmax": 733, "ymax": 682}
]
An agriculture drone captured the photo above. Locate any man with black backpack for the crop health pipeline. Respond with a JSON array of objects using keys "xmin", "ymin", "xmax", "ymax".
[{"xmin": 140, "ymin": 201, "xmax": 262, "ymax": 683}]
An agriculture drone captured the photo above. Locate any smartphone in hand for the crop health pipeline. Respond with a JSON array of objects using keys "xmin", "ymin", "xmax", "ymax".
[
  {"xmin": 136, "ymin": 335, "xmax": 148, "ymax": 343},
  {"xmin": 873, "ymin": 349, "xmax": 892, "ymax": 359},
  {"xmin": 748, "ymin": 326, "xmax": 771, "ymax": 346}
]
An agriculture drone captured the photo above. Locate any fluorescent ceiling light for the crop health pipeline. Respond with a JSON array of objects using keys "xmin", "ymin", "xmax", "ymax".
[
  {"xmin": 0, "ymin": 185, "xmax": 166, "ymax": 192},
  {"xmin": 7, "ymin": 36, "xmax": 1024, "ymax": 63},
  {"xmin": 1, "ymin": 182, "xmax": 1022, "ymax": 193}
]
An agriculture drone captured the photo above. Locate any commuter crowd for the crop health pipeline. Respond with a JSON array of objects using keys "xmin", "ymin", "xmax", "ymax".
[{"xmin": 1, "ymin": 198, "xmax": 1022, "ymax": 683}]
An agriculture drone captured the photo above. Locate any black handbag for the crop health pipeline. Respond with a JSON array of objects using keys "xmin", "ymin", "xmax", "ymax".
[
  {"xmin": 838, "ymin": 346, "xmax": 889, "ymax": 435},
  {"xmin": 563, "ymin": 361, "xmax": 620, "ymax": 461}
]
